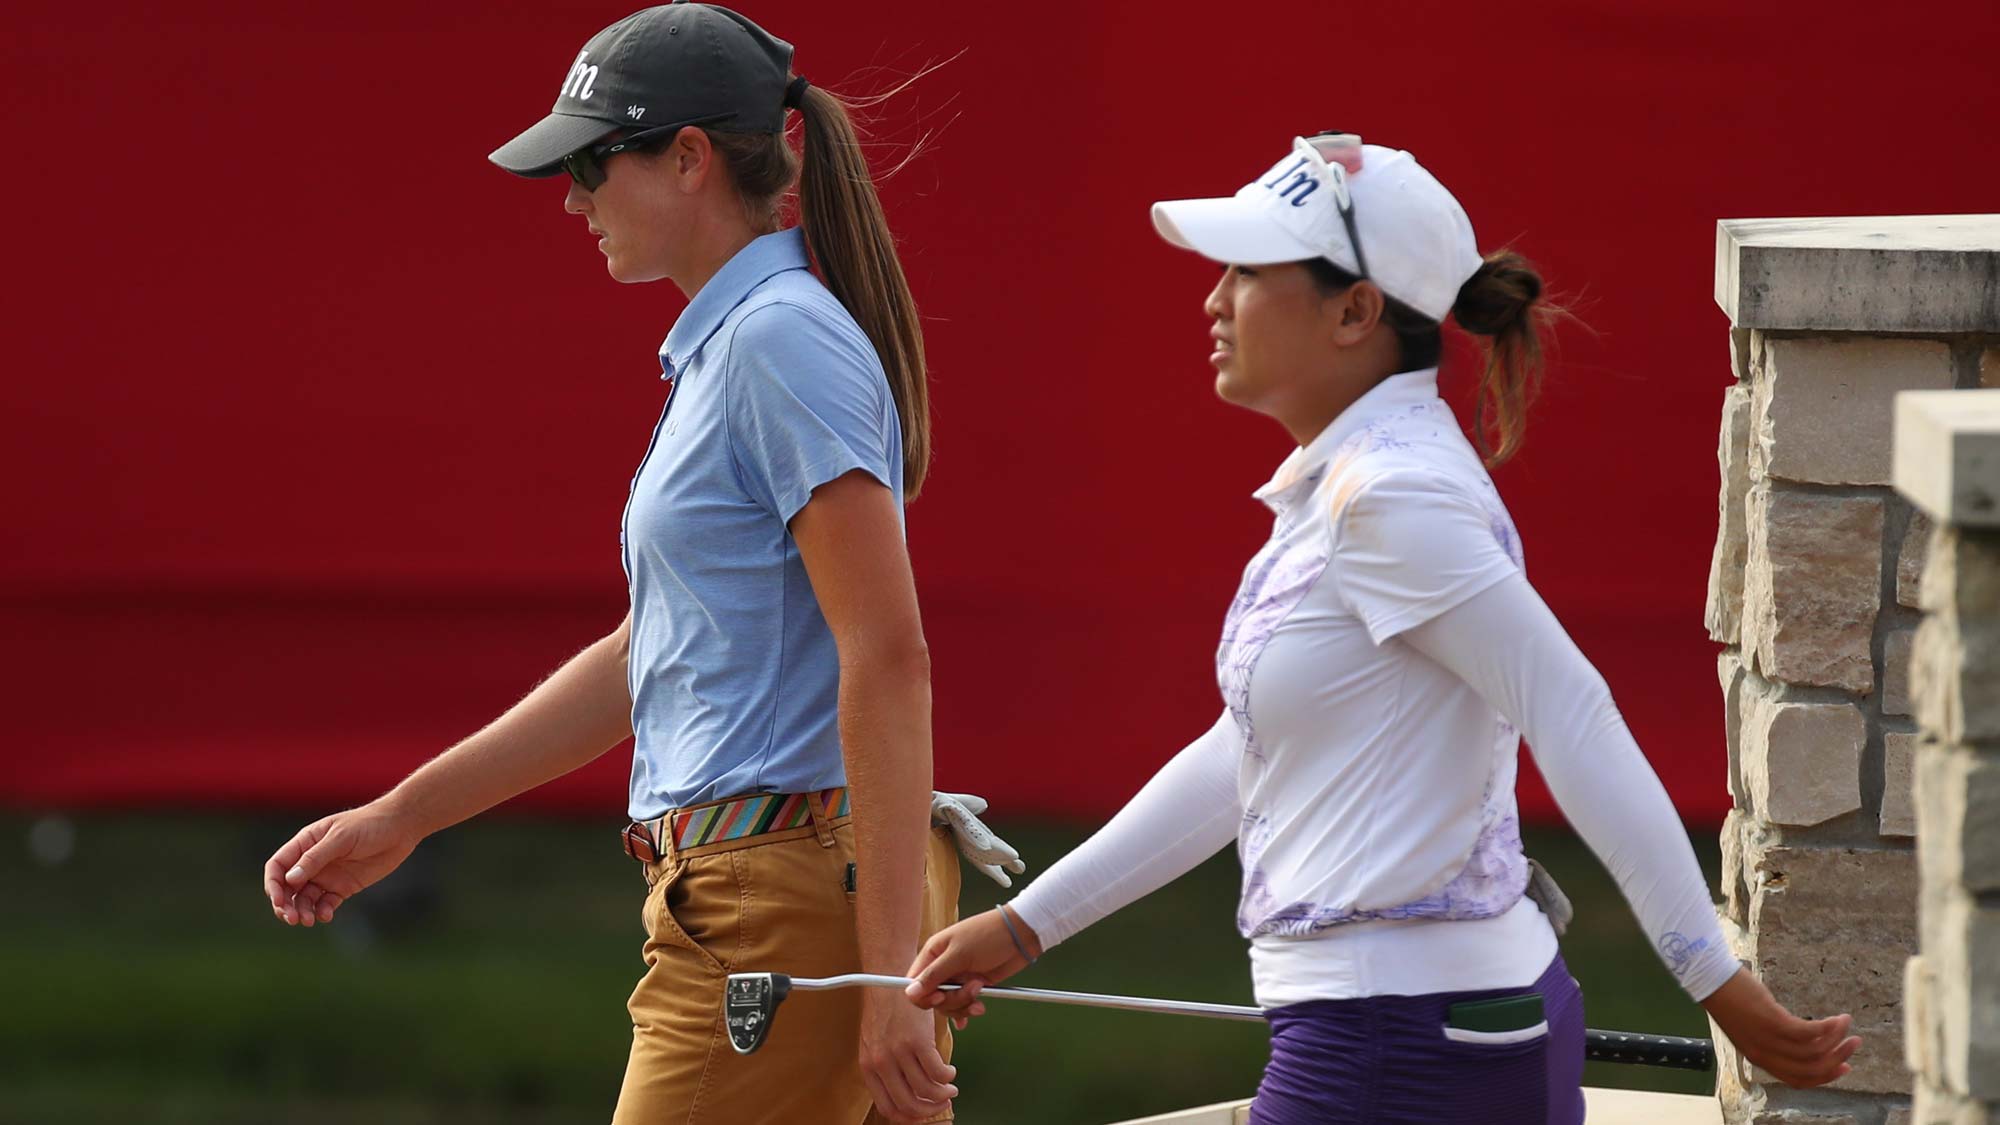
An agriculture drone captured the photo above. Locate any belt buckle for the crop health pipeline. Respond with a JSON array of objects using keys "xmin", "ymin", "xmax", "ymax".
[{"xmin": 622, "ymin": 820, "xmax": 664, "ymax": 864}]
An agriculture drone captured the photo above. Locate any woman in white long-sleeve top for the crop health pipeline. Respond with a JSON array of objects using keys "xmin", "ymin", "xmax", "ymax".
[{"xmin": 904, "ymin": 132, "xmax": 1860, "ymax": 1124}]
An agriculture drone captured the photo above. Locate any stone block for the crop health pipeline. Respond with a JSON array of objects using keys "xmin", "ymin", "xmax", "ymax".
[
  {"xmin": 1749, "ymin": 1113, "xmax": 1860, "ymax": 1124},
  {"xmin": 1756, "ymin": 338, "xmax": 1954, "ymax": 485},
  {"xmin": 1926, "ymin": 891, "xmax": 2000, "ymax": 1099},
  {"xmin": 1710, "ymin": 386, "xmax": 1756, "ymax": 641},
  {"xmin": 1908, "ymin": 954, "xmax": 1939, "ymax": 1080},
  {"xmin": 1722, "ymin": 809, "xmax": 1754, "ymax": 927},
  {"xmin": 1741, "ymin": 694, "xmax": 1865, "ymax": 826},
  {"xmin": 1915, "ymin": 744, "xmax": 2000, "ymax": 897},
  {"xmin": 1743, "ymin": 486, "xmax": 1885, "ymax": 693},
  {"xmin": 1723, "ymin": 651, "xmax": 1752, "ymax": 810},
  {"xmin": 1733, "ymin": 326, "xmax": 1760, "ymax": 383},
  {"xmin": 1894, "ymin": 390, "xmax": 2000, "ymax": 528},
  {"xmin": 1715, "ymin": 216, "xmax": 2000, "ymax": 334},
  {"xmin": 1901, "ymin": 512, "xmax": 1934, "ymax": 608},
  {"xmin": 1913, "ymin": 1083, "xmax": 1999, "ymax": 1124},
  {"xmin": 1884, "ymin": 627, "xmax": 1917, "ymax": 716},
  {"xmin": 1882, "ymin": 732, "xmax": 1920, "ymax": 838},
  {"xmin": 1914, "ymin": 612, "xmax": 2000, "ymax": 745},
  {"xmin": 1736, "ymin": 840, "xmax": 1916, "ymax": 1093},
  {"xmin": 1921, "ymin": 526, "xmax": 2000, "ymax": 618},
  {"xmin": 1881, "ymin": 1110, "xmax": 1910, "ymax": 1125}
]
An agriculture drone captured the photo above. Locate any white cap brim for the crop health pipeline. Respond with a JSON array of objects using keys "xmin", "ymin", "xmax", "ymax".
[{"xmin": 1152, "ymin": 196, "xmax": 1322, "ymax": 265}]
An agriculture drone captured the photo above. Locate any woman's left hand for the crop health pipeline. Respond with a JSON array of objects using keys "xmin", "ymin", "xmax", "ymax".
[
  {"xmin": 859, "ymin": 988, "xmax": 959, "ymax": 1123},
  {"xmin": 1700, "ymin": 968, "xmax": 1861, "ymax": 1088},
  {"xmin": 905, "ymin": 906, "xmax": 1040, "ymax": 1026}
]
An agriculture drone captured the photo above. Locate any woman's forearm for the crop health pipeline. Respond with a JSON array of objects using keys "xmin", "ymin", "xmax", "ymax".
[
  {"xmin": 1009, "ymin": 712, "xmax": 1242, "ymax": 950},
  {"xmin": 1401, "ymin": 577, "xmax": 1738, "ymax": 1000},
  {"xmin": 380, "ymin": 614, "xmax": 635, "ymax": 836},
  {"xmin": 839, "ymin": 646, "xmax": 935, "ymax": 975}
]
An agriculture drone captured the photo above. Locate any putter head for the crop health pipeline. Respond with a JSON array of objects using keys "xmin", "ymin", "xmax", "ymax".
[{"xmin": 724, "ymin": 972, "xmax": 792, "ymax": 1055}]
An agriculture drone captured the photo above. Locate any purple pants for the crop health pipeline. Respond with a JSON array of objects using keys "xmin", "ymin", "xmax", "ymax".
[{"xmin": 1248, "ymin": 953, "xmax": 1586, "ymax": 1125}]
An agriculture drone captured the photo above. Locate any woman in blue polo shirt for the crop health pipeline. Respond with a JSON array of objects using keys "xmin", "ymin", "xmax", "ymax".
[{"xmin": 261, "ymin": 6, "xmax": 986, "ymax": 1123}]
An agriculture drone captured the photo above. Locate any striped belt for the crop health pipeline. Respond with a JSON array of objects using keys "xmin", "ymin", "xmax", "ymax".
[{"xmin": 623, "ymin": 787, "xmax": 851, "ymax": 864}]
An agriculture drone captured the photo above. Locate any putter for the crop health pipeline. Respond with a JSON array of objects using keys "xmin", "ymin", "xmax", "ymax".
[{"xmin": 722, "ymin": 972, "xmax": 1714, "ymax": 1071}]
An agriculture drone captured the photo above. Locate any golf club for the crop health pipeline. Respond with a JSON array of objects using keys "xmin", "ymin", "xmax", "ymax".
[{"xmin": 723, "ymin": 972, "xmax": 1715, "ymax": 1071}]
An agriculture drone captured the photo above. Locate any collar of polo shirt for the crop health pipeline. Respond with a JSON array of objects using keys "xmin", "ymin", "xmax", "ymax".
[
  {"xmin": 660, "ymin": 229, "xmax": 814, "ymax": 376},
  {"xmin": 1254, "ymin": 368, "xmax": 1442, "ymax": 511}
]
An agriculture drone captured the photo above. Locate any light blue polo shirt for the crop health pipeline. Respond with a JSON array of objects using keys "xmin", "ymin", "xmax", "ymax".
[{"xmin": 621, "ymin": 228, "xmax": 904, "ymax": 819}]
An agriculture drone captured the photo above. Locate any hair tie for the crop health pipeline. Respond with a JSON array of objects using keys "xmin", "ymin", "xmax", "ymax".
[
  {"xmin": 783, "ymin": 75, "xmax": 811, "ymax": 110},
  {"xmin": 996, "ymin": 905, "xmax": 1038, "ymax": 965}
]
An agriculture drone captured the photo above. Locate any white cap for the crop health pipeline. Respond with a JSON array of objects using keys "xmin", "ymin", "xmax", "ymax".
[{"xmin": 1152, "ymin": 136, "xmax": 1483, "ymax": 323}]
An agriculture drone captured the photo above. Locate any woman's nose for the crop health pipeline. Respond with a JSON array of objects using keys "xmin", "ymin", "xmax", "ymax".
[
  {"xmin": 1204, "ymin": 272, "xmax": 1231, "ymax": 319},
  {"xmin": 564, "ymin": 181, "xmax": 590, "ymax": 215}
]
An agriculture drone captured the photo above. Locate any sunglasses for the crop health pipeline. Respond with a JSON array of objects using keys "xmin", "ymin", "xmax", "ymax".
[
  {"xmin": 1298, "ymin": 131, "xmax": 1370, "ymax": 279},
  {"xmin": 562, "ymin": 115, "xmax": 729, "ymax": 191}
]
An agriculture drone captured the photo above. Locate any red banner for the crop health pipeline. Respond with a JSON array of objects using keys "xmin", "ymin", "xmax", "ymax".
[{"xmin": 5, "ymin": 0, "xmax": 1995, "ymax": 821}]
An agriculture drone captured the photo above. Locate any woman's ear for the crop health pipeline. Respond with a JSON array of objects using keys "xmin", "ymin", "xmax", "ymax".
[
  {"xmin": 1328, "ymin": 280, "xmax": 1386, "ymax": 345},
  {"xmin": 670, "ymin": 127, "xmax": 716, "ymax": 192}
]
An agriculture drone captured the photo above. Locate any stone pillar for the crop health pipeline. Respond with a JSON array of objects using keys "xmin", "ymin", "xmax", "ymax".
[
  {"xmin": 1708, "ymin": 216, "xmax": 2000, "ymax": 1125},
  {"xmin": 1894, "ymin": 390, "xmax": 2000, "ymax": 1123}
]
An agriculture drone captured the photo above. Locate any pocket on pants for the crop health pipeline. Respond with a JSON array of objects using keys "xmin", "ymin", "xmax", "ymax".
[
  {"xmin": 1440, "ymin": 993, "xmax": 1550, "ymax": 1049},
  {"xmin": 1441, "ymin": 1020, "xmax": 1551, "ymax": 1046},
  {"xmin": 643, "ymin": 859, "xmax": 733, "ymax": 974}
]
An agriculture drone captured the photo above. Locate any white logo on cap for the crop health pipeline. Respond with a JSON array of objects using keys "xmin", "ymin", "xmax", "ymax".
[
  {"xmin": 627, "ymin": 106, "xmax": 647, "ymax": 119},
  {"xmin": 562, "ymin": 50, "xmax": 600, "ymax": 101}
]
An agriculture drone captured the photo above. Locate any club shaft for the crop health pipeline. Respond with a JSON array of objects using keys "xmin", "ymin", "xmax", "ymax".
[
  {"xmin": 790, "ymin": 973, "xmax": 1263, "ymax": 1020},
  {"xmin": 784, "ymin": 974, "xmax": 1714, "ymax": 1070}
]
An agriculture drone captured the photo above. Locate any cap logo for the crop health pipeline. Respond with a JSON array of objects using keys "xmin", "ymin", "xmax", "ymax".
[
  {"xmin": 1262, "ymin": 157, "xmax": 1320, "ymax": 208},
  {"xmin": 561, "ymin": 50, "xmax": 601, "ymax": 102},
  {"xmin": 627, "ymin": 105, "xmax": 647, "ymax": 119}
]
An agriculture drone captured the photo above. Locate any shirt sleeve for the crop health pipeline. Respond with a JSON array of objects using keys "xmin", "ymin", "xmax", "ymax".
[
  {"xmin": 1008, "ymin": 712, "xmax": 1243, "ymax": 951},
  {"xmin": 1331, "ymin": 470, "xmax": 1520, "ymax": 644},
  {"xmin": 1401, "ymin": 574, "xmax": 1741, "ymax": 1001},
  {"xmin": 723, "ymin": 300, "xmax": 896, "ymax": 523}
]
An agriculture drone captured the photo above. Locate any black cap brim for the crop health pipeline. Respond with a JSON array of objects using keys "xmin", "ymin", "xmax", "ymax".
[{"xmin": 488, "ymin": 112, "xmax": 621, "ymax": 177}]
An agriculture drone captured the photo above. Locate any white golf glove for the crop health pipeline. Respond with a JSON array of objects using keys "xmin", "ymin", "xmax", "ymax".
[{"xmin": 930, "ymin": 791, "xmax": 1028, "ymax": 888}]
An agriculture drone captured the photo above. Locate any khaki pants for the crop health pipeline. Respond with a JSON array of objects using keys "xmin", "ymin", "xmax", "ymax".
[{"xmin": 612, "ymin": 799, "xmax": 960, "ymax": 1124}]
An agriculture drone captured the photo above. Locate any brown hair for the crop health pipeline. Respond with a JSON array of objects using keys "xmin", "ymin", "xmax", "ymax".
[
  {"xmin": 1304, "ymin": 249, "xmax": 1558, "ymax": 467},
  {"xmin": 702, "ymin": 84, "xmax": 931, "ymax": 499}
]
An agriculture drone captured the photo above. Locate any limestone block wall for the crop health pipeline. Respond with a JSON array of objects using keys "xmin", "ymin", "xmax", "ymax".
[
  {"xmin": 1708, "ymin": 217, "xmax": 2000, "ymax": 1125},
  {"xmin": 1894, "ymin": 390, "xmax": 2000, "ymax": 1124}
]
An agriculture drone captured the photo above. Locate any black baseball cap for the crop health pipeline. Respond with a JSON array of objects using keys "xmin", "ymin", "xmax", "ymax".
[{"xmin": 488, "ymin": 2, "xmax": 794, "ymax": 178}]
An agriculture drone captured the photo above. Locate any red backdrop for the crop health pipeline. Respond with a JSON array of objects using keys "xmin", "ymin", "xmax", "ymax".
[{"xmin": 5, "ymin": 0, "xmax": 1996, "ymax": 822}]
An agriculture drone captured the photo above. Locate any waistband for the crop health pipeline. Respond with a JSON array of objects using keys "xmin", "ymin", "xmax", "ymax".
[
  {"xmin": 623, "ymin": 786, "xmax": 851, "ymax": 865},
  {"xmin": 1248, "ymin": 896, "xmax": 1560, "ymax": 1009}
]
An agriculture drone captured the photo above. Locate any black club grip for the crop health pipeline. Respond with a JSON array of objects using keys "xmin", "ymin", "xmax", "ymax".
[{"xmin": 1584, "ymin": 1028, "xmax": 1714, "ymax": 1071}]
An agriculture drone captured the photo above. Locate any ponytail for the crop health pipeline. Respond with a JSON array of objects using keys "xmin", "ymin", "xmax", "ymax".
[
  {"xmin": 794, "ymin": 85, "xmax": 931, "ymax": 499},
  {"xmin": 1451, "ymin": 250, "xmax": 1557, "ymax": 468},
  {"xmin": 703, "ymin": 82, "xmax": 933, "ymax": 499}
]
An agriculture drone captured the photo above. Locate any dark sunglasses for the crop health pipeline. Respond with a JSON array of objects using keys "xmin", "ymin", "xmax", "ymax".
[{"xmin": 562, "ymin": 115, "xmax": 728, "ymax": 191}]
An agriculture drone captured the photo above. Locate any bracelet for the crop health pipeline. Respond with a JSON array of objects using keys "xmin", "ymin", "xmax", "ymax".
[{"xmin": 996, "ymin": 904, "xmax": 1038, "ymax": 965}]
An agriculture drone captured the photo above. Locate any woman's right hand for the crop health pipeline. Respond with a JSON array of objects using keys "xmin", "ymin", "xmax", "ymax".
[
  {"xmin": 1700, "ymin": 968, "xmax": 1862, "ymax": 1088},
  {"xmin": 261, "ymin": 798, "xmax": 424, "ymax": 927},
  {"xmin": 904, "ymin": 906, "xmax": 1043, "ymax": 1026}
]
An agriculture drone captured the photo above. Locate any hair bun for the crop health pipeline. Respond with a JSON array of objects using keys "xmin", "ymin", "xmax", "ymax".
[{"xmin": 1453, "ymin": 252, "xmax": 1542, "ymax": 337}]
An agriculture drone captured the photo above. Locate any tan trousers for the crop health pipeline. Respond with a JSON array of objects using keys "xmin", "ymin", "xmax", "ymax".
[{"xmin": 612, "ymin": 801, "xmax": 959, "ymax": 1124}]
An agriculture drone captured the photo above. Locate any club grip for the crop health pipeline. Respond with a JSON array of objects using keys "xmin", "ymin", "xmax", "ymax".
[{"xmin": 1584, "ymin": 1029, "xmax": 1713, "ymax": 1071}]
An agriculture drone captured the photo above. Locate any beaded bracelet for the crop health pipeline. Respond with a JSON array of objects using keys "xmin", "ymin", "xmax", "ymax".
[{"xmin": 996, "ymin": 904, "xmax": 1038, "ymax": 965}]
